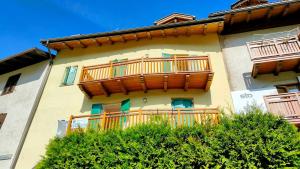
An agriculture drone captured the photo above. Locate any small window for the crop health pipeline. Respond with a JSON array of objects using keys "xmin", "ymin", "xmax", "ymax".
[
  {"xmin": 2, "ymin": 74, "xmax": 21, "ymax": 95},
  {"xmin": 171, "ymin": 98, "xmax": 193, "ymax": 109},
  {"xmin": 62, "ymin": 66, "xmax": 78, "ymax": 85},
  {"xmin": 0, "ymin": 113, "xmax": 7, "ymax": 129},
  {"xmin": 276, "ymin": 83, "xmax": 300, "ymax": 94}
]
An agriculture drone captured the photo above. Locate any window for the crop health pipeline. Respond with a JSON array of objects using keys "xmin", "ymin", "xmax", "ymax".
[
  {"xmin": 0, "ymin": 113, "xmax": 7, "ymax": 129},
  {"xmin": 2, "ymin": 74, "xmax": 21, "ymax": 95},
  {"xmin": 171, "ymin": 98, "xmax": 193, "ymax": 109},
  {"xmin": 62, "ymin": 66, "xmax": 78, "ymax": 85}
]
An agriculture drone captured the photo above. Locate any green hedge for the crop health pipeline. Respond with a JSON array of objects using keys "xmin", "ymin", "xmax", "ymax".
[{"xmin": 36, "ymin": 108, "xmax": 300, "ymax": 169}]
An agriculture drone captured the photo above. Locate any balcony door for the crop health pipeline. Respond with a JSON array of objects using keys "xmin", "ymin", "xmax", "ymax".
[{"xmin": 112, "ymin": 59, "xmax": 128, "ymax": 77}]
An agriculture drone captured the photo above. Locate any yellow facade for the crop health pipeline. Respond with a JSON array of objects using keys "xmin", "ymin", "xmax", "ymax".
[{"xmin": 16, "ymin": 34, "xmax": 233, "ymax": 168}]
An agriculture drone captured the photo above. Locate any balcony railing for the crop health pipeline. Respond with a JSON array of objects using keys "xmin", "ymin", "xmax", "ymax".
[
  {"xmin": 66, "ymin": 108, "xmax": 220, "ymax": 134},
  {"xmin": 78, "ymin": 56, "xmax": 213, "ymax": 97},
  {"xmin": 264, "ymin": 92, "xmax": 300, "ymax": 126},
  {"xmin": 247, "ymin": 36, "xmax": 300, "ymax": 77},
  {"xmin": 247, "ymin": 36, "xmax": 300, "ymax": 63}
]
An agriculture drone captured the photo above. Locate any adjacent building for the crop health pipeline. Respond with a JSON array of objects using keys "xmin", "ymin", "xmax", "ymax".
[
  {"xmin": 0, "ymin": 48, "xmax": 53, "ymax": 169},
  {"xmin": 16, "ymin": 14, "xmax": 233, "ymax": 168},
  {"xmin": 212, "ymin": 0, "xmax": 300, "ymax": 126}
]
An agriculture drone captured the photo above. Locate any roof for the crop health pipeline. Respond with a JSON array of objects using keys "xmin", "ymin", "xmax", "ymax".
[
  {"xmin": 231, "ymin": 0, "xmax": 268, "ymax": 10},
  {"xmin": 40, "ymin": 16, "xmax": 224, "ymax": 50},
  {"xmin": 0, "ymin": 48, "xmax": 53, "ymax": 75},
  {"xmin": 209, "ymin": 0, "xmax": 300, "ymax": 34},
  {"xmin": 154, "ymin": 13, "xmax": 196, "ymax": 25},
  {"xmin": 210, "ymin": 0, "xmax": 300, "ymax": 17}
]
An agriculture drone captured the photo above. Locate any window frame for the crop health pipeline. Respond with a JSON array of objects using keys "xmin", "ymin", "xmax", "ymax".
[{"xmin": 1, "ymin": 73, "xmax": 21, "ymax": 95}]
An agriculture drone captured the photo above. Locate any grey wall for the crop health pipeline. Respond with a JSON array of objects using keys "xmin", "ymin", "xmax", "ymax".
[
  {"xmin": 0, "ymin": 61, "xmax": 49, "ymax": 169},
  {"xmin": 220, "ymin": 25, "xmax": 300, "ymax": 112}
]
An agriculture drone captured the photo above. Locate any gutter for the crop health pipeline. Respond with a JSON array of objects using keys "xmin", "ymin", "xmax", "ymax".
[
  {"xmin": 10, "ymin": 41, "xmax": 55, "ymax": 169},
  {"xmin": 40, "ymin": 16, "xmax": 224, "ymax": 44},
  {"xmin": 209, "ymin": 0, "xmax": 300, "ymax": 17}
]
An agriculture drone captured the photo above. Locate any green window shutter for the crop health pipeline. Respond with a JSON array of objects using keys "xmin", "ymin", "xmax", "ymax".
[
  {"xmin": 91, "ymin": 104, "xmax": 103, "ymax": 114},
  {"xmin": 121, "ymin": 99, "xmax": 130, "ymax": 112},
  {"xmin": 172, "ymin": 99, "xmax": 193, "ymax": 109},
  {"xmin": 64, "ymin": 66, "xmax": 78, "ymax": 85}
]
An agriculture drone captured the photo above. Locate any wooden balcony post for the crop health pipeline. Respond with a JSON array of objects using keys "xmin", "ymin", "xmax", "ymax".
[
  {"xmin": 141, "ymin": 57, "xmax": 144, "ymax": 75},
  {"xmin": 101, "ymin": 112, "xmax": 107, "ymax": 130},
  {"xmin": 139, "ymin": 109, "xmax": 142, "ymax": 124},
  {"xmin": 79, "ymin": 67, "xmax": 85, "ymax": 82},
  {"xmin": 177, "ymin": 109, "xmax": 181, "ymax": 126},
  {"xmin": 109, "ymin": 61, "xmax": 113, "ymax": 79},
  {"xmin": 174, "ymin": 55, "xmax": 177, "ymax": 73},
  {"xmin": 66, "ymin": 115, "xmax": 73, "ymax": 135}
]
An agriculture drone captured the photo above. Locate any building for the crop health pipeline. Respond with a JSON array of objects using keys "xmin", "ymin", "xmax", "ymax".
[
  {"xmin": 0, "ymin": 48, "xmax": 53, "ymax": 169},
  {"xmin": 212, "ymin": 0, "xmax": 300, "ymax": 126},
  {"xmin": 16, "ymin": 14, "xmax": 233, "ymax": 168}
]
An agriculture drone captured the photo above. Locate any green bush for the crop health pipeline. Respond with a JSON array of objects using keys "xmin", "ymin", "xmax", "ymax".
[{"xmin": 36, "ymin": 108, "xmax": 300, "ymax": 169}]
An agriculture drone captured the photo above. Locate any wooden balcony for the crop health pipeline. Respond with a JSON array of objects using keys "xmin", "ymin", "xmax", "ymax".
[
  {"xmin": 247, "ymin": 36, "xmax": 300, "ymax": 77},
  {"xmin": 78, "ymin": 56, "xmax": 213, "ymax": 97},
  {"xmin": 264, "ymin": 92, "xmax": 300, "ymax": 127},
  {"xmin": 66, "ymin": 108, "xmax": 220, "ymax": 133}
]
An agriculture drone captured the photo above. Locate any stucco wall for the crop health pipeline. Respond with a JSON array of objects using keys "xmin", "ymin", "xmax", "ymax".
[
  {"xmin": 16, "ymin": 34, "xmax": 233, "ymax": 168},
  {"xmin": 0, "ymin": 61, "xmax": 49, "ymax": 169},
  {"xmin": 220, "ymin": 24, "xmax": 300, "ymax": 112}
]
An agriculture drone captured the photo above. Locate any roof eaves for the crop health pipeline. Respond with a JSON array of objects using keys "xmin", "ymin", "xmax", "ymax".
[{"xmin": 41, "ymin": 16, "xmax": 224, "ymax": 44}]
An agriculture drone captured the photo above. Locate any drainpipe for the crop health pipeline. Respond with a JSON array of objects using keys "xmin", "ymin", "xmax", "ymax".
[{"xmin": 10, "ymin": 41, "xmax": 55, "ymax": 169}]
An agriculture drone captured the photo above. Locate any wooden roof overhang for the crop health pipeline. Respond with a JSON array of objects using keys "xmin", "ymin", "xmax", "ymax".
[
  {"xmin": 209, "ymin": 0, "xmax": 300, "ymax": 34},
  {"xmin": 41, "ymin": 17, "xmax": 224, "ymax": 51},
  {"xmin": 0, "ymin": 48, "xmax": 53, "ymax": 75}
]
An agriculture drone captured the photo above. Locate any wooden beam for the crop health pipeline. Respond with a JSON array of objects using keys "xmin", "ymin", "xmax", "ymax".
[
  {"xmin": 63, "ymin": 42, "xmax": 73, "ymax": 50},
  {"xmin": 217, "ymin": 22, "xmax": 223, "ymax": 34},
  {"xmin": 94, "ymin": 39, "xmax": 102, "ymax": 46},
  {"xmin": 119, "ymin": 35, "xmax": 126, "ymax": 43},
  {"xmin": 246, "ymin": 11, "xmax": 252, "ymax": 23},
  {"xmin": 203, "ymin": 24, "xmax": 208, "ymax": 35},
  {"xmin": 294, "ymin": 60, "xmax": 300, "ymax": 73},
  {"xmin": 173, "ymin": 28, "xmax": 178, "ymax": 37},
  {"xmin": 147, "ymin": 32, "xmax": 152, "ymax": 39},
  {"xmin": 184, "ymin": 74, "xmax": 190, "ymax": 91},
  {"xmin": 274, "ymin": 61, "xmax": 282, "ymax": 76},
  {"xmin": 107, "ymin": 37, "xmax": 113, "ymax": 44},
  {"xmin": 140, "ymin": 76, "xmax": 147, "ymax": 93},
  {"xmin": 117, "ymin": 79, "xmax": 128, "ymax": 95},
  {"xmin": 252, "ymin": 64, "xmax": 259, "ymax": 78},
  {"xmin": 78, "ymin": 84, "xmax": 92, "ymax": 98},
  {"xmin": 160, "ymin": 30, "xmax": 166, "ymax": 37},
  {"xmin": 229, "ymin": 13, "xmax": 235, "ymax": 26},
  {"xmin": 265, "ymin": 7, "xmax": 273, "ymax": 19},
  {"xmin": 133, "ymin": 34, "xmax": 139, "ymax": 41},
  {"xmin": 205, "ymin": 73, "xmax": 214, "ymax": 91},
  {"xmin": 185, "ymin": 27, "xmax": 190, "ymax": 36},
  {"xmin": 99, "ymin": 82, "xmax": 110, "ymax": 97},
  {"xmin": 282, "ymin": 4, "xmax": 290, "ymax": 17},
  {"xmin": 79, "ymin": 40, "xmax": 87, "ymax": 48},
  {"xmin": 163, "ymin": 75, "xmax": 168, "ymax": 92}
]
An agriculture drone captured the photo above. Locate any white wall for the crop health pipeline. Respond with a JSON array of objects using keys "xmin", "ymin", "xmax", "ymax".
[
  {"xmin": 0, "ymin": 61, "xmax": 49, "ymax": 169},
  {"xmin": 221, "ymin": 25, "xmax": 300, "ymax": 113}
]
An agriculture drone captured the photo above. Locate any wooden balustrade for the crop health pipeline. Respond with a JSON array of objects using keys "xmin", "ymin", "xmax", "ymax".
[
  {"xmin": 247, "ymin": 36, "xmax": 300, "ymax": 63},
  {"xmin": 66, "ymin": 108, "xmax": 220, "ymax": 134},
  {"xmin": 264, "ymin": 92, "xmax": 300, "ymax": 126},
  {"xmin": 78, "ymin": 56, "xmax": 214, "ymax": 97},
  {"xmin": 247, "ymin": 36, "xmax": 300, "ymax": 77},
  {"xmin": 80, "ymin": 56, "xmax": 211, "ymax": 82}
]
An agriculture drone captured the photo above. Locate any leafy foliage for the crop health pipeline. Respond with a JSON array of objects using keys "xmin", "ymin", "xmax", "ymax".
[{"xmin": 36, "ymin": 108, "xmax": 300, "ymax": 169}]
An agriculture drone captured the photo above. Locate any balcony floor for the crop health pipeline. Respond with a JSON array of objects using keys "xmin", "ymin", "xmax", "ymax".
[{"xmin": 79, "ymin": 73, "xmax": 212, "ymax": 97}]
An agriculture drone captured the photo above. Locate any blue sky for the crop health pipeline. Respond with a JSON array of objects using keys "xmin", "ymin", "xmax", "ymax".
[{"xmin": 0, "ymin": 0, "xmax": 239, "ymax": 59}]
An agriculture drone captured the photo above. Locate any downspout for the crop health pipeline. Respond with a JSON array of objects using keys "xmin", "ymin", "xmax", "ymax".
[{"xmin": 10, "ymin": 41, "xmax": 55, "ymax": 169}]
